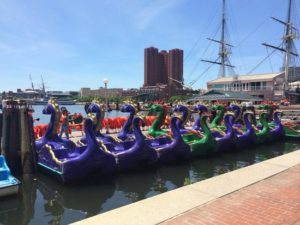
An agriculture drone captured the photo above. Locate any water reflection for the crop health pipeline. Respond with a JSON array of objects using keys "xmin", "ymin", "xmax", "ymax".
[
  {"xmin": 37, "ymin": 174, "xmax": 116, "ymax": 221},
  {"xmin": 0, "ymin": 175, "xmax": 37, "ymax": 225},
  {"xmin": 0, "ymin": 141, "xmax": 299, "ymax": 225},
  {"xmin": 158, "ymin": 162, "xmax": 191, "ymax": 189}
]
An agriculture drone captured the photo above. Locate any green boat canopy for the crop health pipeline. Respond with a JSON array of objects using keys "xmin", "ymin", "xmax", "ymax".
[{"xmin": 187, "ymin": 89, "xmax": 262, "ymax": 103}]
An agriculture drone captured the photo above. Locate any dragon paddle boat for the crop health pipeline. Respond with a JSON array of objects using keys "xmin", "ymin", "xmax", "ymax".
[
  {"xmin": 78, "ymin": 102, "xmax": 158, "ymax": 171},
  {"xmin": 173, "ymin": 104, "xmax": 209, "ymax": 143},
  {"xmin": 175, "ymin": 104, "xmax": 227, "ymax": 141},
  {"xmin": 36, "ymin": 100, "xmax": 117, "ymax": 183},
  {"xmin": 80, "ymin": 101, "xmax": 120, "ymax": 145},
  {"xmin": 144, "ymin": 116, "xmax": 191, "ymax": 163},
  {"xmin": 187, "ymin": 111, "xmax": 236, "ymax": 157},
  {"xmin": 96, "ymin": 116, "xmax": 158, "ymax": 171},
  {"xmin": 257, "ymin": 104, "xmax": 293, "ymax": 141},
  {"xmin": 189, "ymin": 113, "xmax": 217, "ymax": 157},
  {"xmin": 100, "ymin": 115, "xmax": 190, "ymax": 166},
  {"xmin": 229, "ymin": 103, "xmax": 283, "ymax": 144},
  {"xmin": 0, "ymin": 155, "xmax": 20, "ymax": 198},
  {"xmin": 229, "ymin": 111, "xmax": 256, "ymax": 149}
]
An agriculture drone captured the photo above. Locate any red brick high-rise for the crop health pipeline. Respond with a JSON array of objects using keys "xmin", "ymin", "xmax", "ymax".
[
  {"xmin": 144, "ymin": 47, "xmax": 183, "ymax": 92},
  {"xmin": 159, "ymin": 50, "xmax": 169, "ymax": 85},
  {"xmin": 144, "ymin": 47, "xmax": 159, "ymax": 86},
  {"xmin": 168, "ymin": 48, "xmax": 183, "ymax": 89}
]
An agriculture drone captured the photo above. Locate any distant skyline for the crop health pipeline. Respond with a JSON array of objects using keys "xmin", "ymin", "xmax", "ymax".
[{"xmin": 0, "ymin": 0, "xmax": 299, "ymax": 92}]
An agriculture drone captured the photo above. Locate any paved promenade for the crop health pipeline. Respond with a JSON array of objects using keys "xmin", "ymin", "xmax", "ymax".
[
  {"xmin": 161, "ymin": 164, "xmax": 300, "ymax": 225},
  {"xmin": 72, "ymin": 150, "xmax": 300, "ymax": 225}
]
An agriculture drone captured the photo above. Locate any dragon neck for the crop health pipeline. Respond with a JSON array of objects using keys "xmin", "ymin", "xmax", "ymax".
[
  {"xmin": 84, "ymin": 118, "xmax": 97, "ymax": 147},
  {"xmin": 122, "ymin": 106, "xmax": 135, "ymax": 132},
  {"xmin": 171, "ymin": 117, "xmax": 183, "ymax": 143},
  {"xmin": 95, "ymin": 105, "xmax": 103, "ymax": 132},
  {"xmin": 224, "ymin": 114, "xmax": 233, "ymax": 133},
  {"xmin": 133, "ymin": 117, "xmax": 145, "ymax": 145},
  {"xmin": 243, "ymin": 113, "xmax": 254, "ymax": 134},
  {"xmin": 212, "ymin": 107, "xmax": 224, "ymax": 127},
  {"xmin": 234, "ymin": 106, "xmax": 241, "ymax": 122},
  {"xmin": 200, "ymin": 115, "xmax": 212, "ymax": 140},
  {"xmin": 273, "ymin": 111, "xmax": 283, "ymax": 130},
  {"xmin": 151, "ymin": 106, "xmax": 165, "ymax": 130},
  {"xmin": 192, "ymin": 115, "xmax": 201, "ymax": 130},
  {"xmin": 176, "ymin": 106, "xmax": 189, "ymax": 128},
  {"xmin": 260, "ymin": 113, "xmax": 270, "ymax": 134},
  {"xmin": 193, "ymin": 105, "xmax": 208, "ymax": 129},
  {"xmin": 45, "ymin": 106, "xmax": 60, "ymax": 138}
]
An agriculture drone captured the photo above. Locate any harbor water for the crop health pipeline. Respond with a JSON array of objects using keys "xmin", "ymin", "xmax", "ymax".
[
  {"xmin": 32, "ymin": 105, "xmax": 130, "ymax": 125},
  {"xmin": 0, "ymin": 140, "xmax": 299, "ymax": 225}
]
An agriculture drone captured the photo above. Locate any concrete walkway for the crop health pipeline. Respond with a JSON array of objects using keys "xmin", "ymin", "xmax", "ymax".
[
  {"xmin": 72, "ymin": 150, "xmax": 300, "ymax": 225},
  {"xmin": 161, "ymin": 164, "xmax": 300, "ymax": 225}
]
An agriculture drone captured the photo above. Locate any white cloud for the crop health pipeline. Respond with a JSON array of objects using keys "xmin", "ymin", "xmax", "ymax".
[{"xmin": 133, "ymin": 0, "xmax": 185, "ymax": 30}]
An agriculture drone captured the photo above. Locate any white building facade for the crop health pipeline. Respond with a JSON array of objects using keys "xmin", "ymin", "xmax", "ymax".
[{"xmin": 207, "ymin": 72, "xmax": 285, "ymax": 100}]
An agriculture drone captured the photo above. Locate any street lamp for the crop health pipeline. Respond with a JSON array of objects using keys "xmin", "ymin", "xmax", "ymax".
[{"xmin": 103, "ymin": 78, "xmax": 109, "ymax": 112}]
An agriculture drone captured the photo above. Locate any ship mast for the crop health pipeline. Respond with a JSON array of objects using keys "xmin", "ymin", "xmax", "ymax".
[
  {"xmin": 29, "ymin": 74, "xmax": 35, "ymax": 90},
  {"xmin": 262, "ymin": 0, "xmax": 299, "ymax": 98},
  {"xmin": 201, "ymin": 0, "xmax": 235, "ymax": 78},
  {"xmin": 284, "ymin": 0, "xmax": 293, "ymax": 93},
  {"xmin": 220, "ymin": 0, "xmax": 226, "ymax": 77},
  {"xmin": 41, "ymin": 75, "xmax": 46, "ymax": 97}
]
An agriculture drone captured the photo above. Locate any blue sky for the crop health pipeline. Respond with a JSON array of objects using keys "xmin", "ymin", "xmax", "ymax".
[{"xmin": 0, "ymin": 0, "xmax": 299, "ymax": 92}]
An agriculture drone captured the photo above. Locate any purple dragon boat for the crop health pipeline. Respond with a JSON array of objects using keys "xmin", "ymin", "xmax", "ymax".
[
  {"xmin": 80, "ymin": 100, "xmax": 119, "ymax": 145},
  {"xmin": 145, "ymin": 116, "xmax": 191, "ymax": 163},
  {"xmin": 101, "ymin": 116, "xmax": 158, "ymax": 171},
  {"xmin": 35, "ymin": 100, "xmax": 117, "ymax": 183}
]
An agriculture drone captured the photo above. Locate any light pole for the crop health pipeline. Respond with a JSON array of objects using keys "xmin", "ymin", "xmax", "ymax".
[{"xmin": 103, "ymin": 78, "xmax": 109, "ymax": 112}]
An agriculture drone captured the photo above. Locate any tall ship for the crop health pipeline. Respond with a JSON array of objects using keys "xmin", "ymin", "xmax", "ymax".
[{"xmin": 186, "ymin": 0, "xmax": 300, "ymax": 102}]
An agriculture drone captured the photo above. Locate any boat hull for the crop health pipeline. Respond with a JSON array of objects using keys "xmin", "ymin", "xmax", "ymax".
[{"xmin": 0, "ymin": 184, "xmax": 19, "ymax": 198}]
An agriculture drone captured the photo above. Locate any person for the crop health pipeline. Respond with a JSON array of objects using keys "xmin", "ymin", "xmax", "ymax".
[{"xmin": 59, "ymin": 107, "xmax": 70, "ymax": 139}]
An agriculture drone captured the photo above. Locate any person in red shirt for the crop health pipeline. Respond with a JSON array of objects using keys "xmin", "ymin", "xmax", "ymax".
[{"xmin": 59, "ymin": 107, "xmax": 70, "ymax": 139}]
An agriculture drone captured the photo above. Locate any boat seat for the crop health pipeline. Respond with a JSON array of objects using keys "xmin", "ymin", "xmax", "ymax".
[
  {"xmin": 0, "ymin": 156, "xmax": 4, "ymax": 168},
  {"xmin": 0, "ymin": 156, "xmax": 9, "ymax": 180},
  {"xmin": 0, "ymin": 170, "xmax": 9, "ymax": 181}
]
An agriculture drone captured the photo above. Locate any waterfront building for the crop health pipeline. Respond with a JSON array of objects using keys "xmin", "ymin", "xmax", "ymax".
[
  {"xmin": 207, "ymin": 72, "xmax": 285, "ymax": 101},
  {"xmin": 121, "ymin": 88, "xmax": 140, "ymax": 97},
  {"xmin": 187, "ymin": 89, "xmax": 262, "ymax": 103},
  {"xmin": 80, "ymin": 87, "xmax": 123, "ymax": 98}
]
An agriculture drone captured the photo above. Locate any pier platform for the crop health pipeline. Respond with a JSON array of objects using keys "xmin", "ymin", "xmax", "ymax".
[
  {"xmin": 161, "ymin": 163, "xmax": 300, "ymax": 225},
  {"xmin": 71, "ymin": 150, "xmax": 300, "ymax": 225}
]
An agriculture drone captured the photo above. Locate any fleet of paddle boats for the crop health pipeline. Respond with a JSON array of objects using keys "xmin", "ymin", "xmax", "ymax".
[{"xmin": 33, "ymin": 99, "xmax": 297, "ymax": 183}]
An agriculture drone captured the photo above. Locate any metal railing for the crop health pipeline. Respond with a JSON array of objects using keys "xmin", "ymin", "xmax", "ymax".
[{"xmin": 211, "ymin": 86, "xmax": 273, "ymax": 91}]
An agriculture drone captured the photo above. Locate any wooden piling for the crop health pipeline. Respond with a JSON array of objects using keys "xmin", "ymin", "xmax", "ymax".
[{"xmin": 1, "ymin": 99, "xmax": 36, "ymax": 175}]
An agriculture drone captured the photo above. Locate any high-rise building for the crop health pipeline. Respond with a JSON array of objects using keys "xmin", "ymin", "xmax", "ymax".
[
  {"xmin": 168, "ymin": 48, "xmax": 184, "ymax": 89},
  {"xmin": 159, "ymin": 50, "xmax": 169, "ymax": 85},
  {"xmin": 144, "ymin": 47, "xmax": 159, "ymax": 86},
  {"xmin": 144, "ymin": 47, "xmax": 183, "ymax": 92}
]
